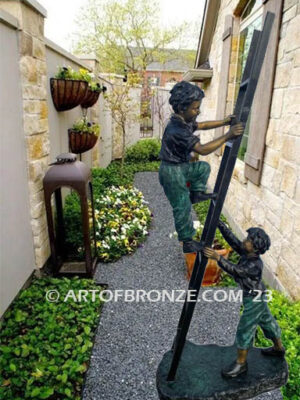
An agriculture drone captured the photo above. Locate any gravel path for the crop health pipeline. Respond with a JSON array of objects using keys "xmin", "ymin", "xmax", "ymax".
[{"xmin": 82, "ymin": 171, "xmax": 282, "ymax": 400}]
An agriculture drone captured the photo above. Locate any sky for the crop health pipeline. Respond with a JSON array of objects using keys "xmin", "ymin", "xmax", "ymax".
[{"xmin": 38, "ymin": 0, "xmax": 205, "ymax": 52}]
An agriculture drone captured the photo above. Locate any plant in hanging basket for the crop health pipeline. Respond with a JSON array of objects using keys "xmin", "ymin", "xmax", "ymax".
[
  {"xmin": 50, "ymin": 67, "xmax": 90, "ymax": 111},
  {"xmin": 68, "ymin": 118, "xmax": 100, "ymax": 154}
]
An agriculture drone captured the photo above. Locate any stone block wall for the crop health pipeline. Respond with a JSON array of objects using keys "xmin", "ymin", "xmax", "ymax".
[
  {"xmin": 0, "ymin": 0, "xmax": 51, "ymax": 269},
  {"xmin": 197, "ymin": 0, "xmax": 300, "ymax": 299}
]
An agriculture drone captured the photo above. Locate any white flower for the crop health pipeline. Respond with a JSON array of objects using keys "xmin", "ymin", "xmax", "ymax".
[
  {"xmin": 169, "ymin": 231, "xmax": 178, "ymax": 238},
  {"xmin": 193, "ymin": 221, "xmax": 201, "ymax": 229}
]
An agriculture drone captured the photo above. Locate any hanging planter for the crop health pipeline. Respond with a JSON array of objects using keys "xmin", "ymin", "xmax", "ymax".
[
  {"xmin": 50, "ymin": 78, "xmax": 89, "ymax": 111},
  {"xmin": 51, "ymin": 67, "xmax": 104, "ymax": 112},
  {"xmin": 81, "ymin": 88, "xmax": 101, "ymax": 108},
  {"xmin": 81, "ymin": 83, "xmax": 107, "ymax": 108},
  {"xmin": 68, "ymin": 118, "xmax": 100, "ymax": 154}
]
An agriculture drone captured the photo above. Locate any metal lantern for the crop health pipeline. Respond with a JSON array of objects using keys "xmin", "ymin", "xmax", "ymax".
[{"xmin": 43, "ymin": 153, "xmax": 97, "ymax": 277}]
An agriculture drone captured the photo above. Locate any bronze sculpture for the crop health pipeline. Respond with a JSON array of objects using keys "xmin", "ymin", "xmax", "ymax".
[
  {"xmin": 204, "ymin": 222, "xmax": 285, "ymax": 378},
  {"xmin": 158, "ymin": 81, "xmax": 244, "ymax": 254}
]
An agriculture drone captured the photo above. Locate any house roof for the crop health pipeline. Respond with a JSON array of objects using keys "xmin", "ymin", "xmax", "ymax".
[
  {"xmin": 195, "ymin": 0, "xmax": 221, "ymax": 68},
  {"xmin": 146, "ymin": 57, "xmax": 193, "ymax": 72},
  {"xmin": 125, "ymin": 47, "xmax": 196, "ymax": 72}
]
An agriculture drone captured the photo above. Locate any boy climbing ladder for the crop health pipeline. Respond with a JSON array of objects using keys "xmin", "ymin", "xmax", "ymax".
[{"xmin": 158, "ymin": 81, "xmax": 244, "ymax": 254}]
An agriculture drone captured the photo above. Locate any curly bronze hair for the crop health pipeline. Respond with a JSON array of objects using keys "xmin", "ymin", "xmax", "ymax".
[
  {"xmin": 246, "ymin": 227, "xmax": 271, "ymax": 255},
  {"xmin": 169, "ymin": 81, "xmax": 205, "ymax": 113}
]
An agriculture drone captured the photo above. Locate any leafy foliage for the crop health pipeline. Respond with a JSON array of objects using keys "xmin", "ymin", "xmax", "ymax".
[
  {"xmin": 72, "ymin": 0, "xmax": 194, "ymax": 74},
  {"xmin": 0, "ymin": 277, "xmax": 103, "ymax": 400},
  {"xmin": 71, "ymin": 118, "xmax": 100, "ymax": 137},
  {"xmin": 193, "ymin": 200, "xmax": 238, "ymax": 287},
  {"xmin": 103, "ymin": 72, "xmax": 141, "ymax": 176},
  {"xmin": 255, "ymin": 290, "xmax": 300, "ymax": 400},
  {"xmin": 125, "ymin": 138, "xmax": 161, "ymax": 163},
  {"xmin": 193, "ymin": 200, "xmax": 231, "ymax": 250},
  {"xmin": 54, "ymin": 66, "xmax": 103, "ymax": 92}
]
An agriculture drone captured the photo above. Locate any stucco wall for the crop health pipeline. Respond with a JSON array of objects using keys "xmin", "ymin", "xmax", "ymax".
[
  {"xmin": 45, "ymin": 41, "xmax": 94, "ymax": 167},
  {"xmin": 197, "ymin": 0, "xmax": 300, "ymax": 299},
  {"xmin": 0, "ymin": 15, "xmax": 36, "ymax": 315}
]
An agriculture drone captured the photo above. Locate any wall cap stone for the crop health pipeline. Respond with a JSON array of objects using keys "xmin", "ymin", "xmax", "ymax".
[
  {"xmin": 22, "ymin": 0, "xmax": 47, "ymax": 18},
  {"xmin": 78, "ymin": 53, "xmax": 100, "ymax": 63},
  {"xmin": 45, "ymin": 38, "xmax": 92, "ymax": 71},
  {"xmin": 0, "ymin": 8, "xmax": 19, "ymax": 29}
]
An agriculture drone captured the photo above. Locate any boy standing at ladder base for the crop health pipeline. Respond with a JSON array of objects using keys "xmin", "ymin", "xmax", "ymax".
[
  {"xmin": 204, "ymin": 222, "xmax": 285, "ymax": 378},
  {"xmin": 159, "ymin": 81, "xmax": 244, "ymax": 254}
]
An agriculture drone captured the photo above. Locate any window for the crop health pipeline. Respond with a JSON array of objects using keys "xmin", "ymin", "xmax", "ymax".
[
  {"xmin": 148, "ymin": 76, "xmax": 160, "ymax": 87},
  {"xmin": 235, "ymin": 0, "xmax": 263, "ymax": 161}
]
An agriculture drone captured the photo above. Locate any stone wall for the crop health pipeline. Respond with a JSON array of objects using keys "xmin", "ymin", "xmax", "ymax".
[{"xmin": 197, "ymin": 0, "xmax": 300, "ymax": 299}]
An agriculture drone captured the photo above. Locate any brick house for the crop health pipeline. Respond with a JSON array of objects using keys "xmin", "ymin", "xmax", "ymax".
[
  {"xmin": 141, "ymin": 53, "xmax": 195, "ymax": 137},
  {"xmin": 183, "ymin": 0, "xmax": 300, "ymax": 299}
]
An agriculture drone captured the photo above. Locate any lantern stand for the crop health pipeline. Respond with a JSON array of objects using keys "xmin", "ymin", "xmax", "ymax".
[{"xmin": 43, "ymin": 153, "xmax": 97, "ymax": 277}]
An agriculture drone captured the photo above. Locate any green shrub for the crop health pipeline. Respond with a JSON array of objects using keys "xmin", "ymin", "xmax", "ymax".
[
  {"xmin": 255, "ymin": 290, "xmax": 300, "ymax": 400},
  {"xmin": 0, "ymin": 277, "xmax": 103, "ymax": 400},
  {"xmin": 125, "ymin": 138, "xmax": 161, "ymax": 163}
]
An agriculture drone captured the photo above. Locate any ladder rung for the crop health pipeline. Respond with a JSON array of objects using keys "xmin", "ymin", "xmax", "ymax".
[{"xmin": 240, "ymin": 78, "xmax": 250, "ymax": 89}]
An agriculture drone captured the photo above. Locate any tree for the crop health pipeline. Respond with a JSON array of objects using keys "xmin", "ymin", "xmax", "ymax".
[
  {"xmin": 151, "ymin": 87, "xmax": 172, "ymax": 139},
  {"xmin": 103, "ymin": 73, "xmax": 141, "ymax": 176},
  {"xmin": 72, "ymin": 0, "xmax": 194, "ymax": 74}
]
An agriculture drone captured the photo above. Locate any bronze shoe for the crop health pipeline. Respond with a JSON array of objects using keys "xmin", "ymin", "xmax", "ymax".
[{"xmin": 221, "ymin": 361, "xmax": 248, "ymax": 379}]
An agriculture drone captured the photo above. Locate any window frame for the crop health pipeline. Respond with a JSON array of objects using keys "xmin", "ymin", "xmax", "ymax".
[{"xmin": 234, "ymin": 0, "xmax": 264, "ymax": 162}]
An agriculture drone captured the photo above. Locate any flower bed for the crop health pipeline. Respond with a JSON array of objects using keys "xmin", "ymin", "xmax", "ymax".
[
  {"xmin": 80, "ymin": 185, "xmax": 151, "ymax": 262},
  {"xmin": 0, "ymin": 277, "xmax": 103, "ymax": 400},
  {"xmin": 64, "ymin": 160, "xmax": 159, "ymax": 262}
]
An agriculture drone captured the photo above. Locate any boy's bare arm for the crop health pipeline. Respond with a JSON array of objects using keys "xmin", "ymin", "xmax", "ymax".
[
  {"xmin": 192, "ymin": 123, "xmax": 244, "ymax": 155},
  {"xmin": 197, "ymin": 115, "xmax": 234, "ymax": 130},
  {"xmin": 218, "ymin": 220, "xmax": 244, "ymax": 255}
]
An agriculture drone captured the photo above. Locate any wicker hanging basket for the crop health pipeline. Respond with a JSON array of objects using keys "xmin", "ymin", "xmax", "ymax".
[
  {"xmin": 50, "ymin": 78, "xmax": 89, "ymax": 111},
  {"xmin": 81, "ymin": 88, "xmax": 101, "ymax": 108},
  {"xmin": 68, "ymin": 129, "xmax": 98, "ymax": 154}
]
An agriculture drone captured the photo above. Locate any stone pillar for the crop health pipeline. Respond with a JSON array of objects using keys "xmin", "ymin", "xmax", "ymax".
[{"xmin": 0, "ymin": 0, "xmax": 50, "ymax": 268}]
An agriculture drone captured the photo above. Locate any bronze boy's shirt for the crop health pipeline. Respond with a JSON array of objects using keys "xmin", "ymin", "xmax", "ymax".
[
  {"xmin": 217, "ymin": 221, "xmax": 266, "ymax": 297},
  {"xmin": 159, "ymin": 114, "xmax": 200, "ymax": 164}
]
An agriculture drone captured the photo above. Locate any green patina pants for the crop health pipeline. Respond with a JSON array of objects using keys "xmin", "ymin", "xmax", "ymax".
[
  {"xmin": 158, "ymin": 160, "xmax": 210, "ymax": 241},
  {"xmin": 235, "ymin": 294, "xmax": 282, "ymax": 350}
]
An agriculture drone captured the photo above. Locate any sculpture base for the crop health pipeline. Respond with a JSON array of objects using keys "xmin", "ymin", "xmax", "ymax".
[{"xmin": 156, "ymin": 341, "xmax": 288, "ymax": 400}]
